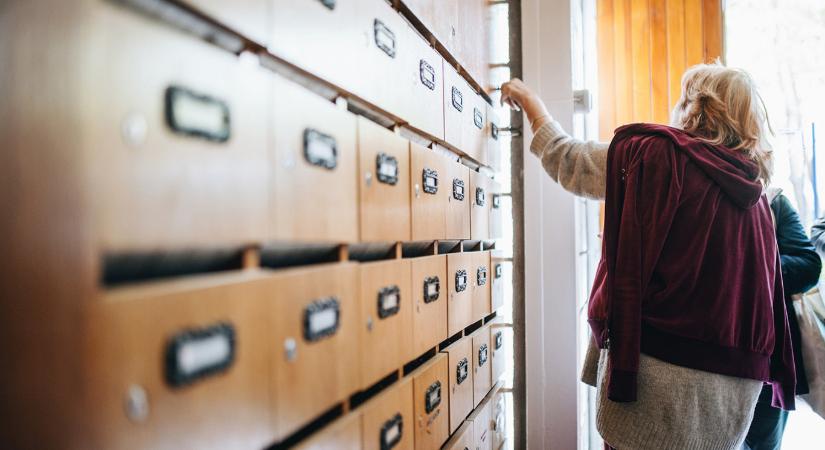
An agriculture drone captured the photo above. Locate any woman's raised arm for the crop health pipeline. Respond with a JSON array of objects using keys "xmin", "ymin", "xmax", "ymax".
[{"xmin": 501, "ymin": 78, "xmax": 608, "ymax": 200}]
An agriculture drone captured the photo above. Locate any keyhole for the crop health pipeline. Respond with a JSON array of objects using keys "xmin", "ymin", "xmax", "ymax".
[
  {"xmin": 124, "ymin": 384, "xmax": 149, "ymax": 423},
  {"xmin": 284, "ymin": 338, "xmax": 297, "ymax": 361}
]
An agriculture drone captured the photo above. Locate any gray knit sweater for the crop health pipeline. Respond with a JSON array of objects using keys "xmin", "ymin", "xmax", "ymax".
[{"xmin": 531, "ymin": 120, "xmax": 763, "ymax": 450}]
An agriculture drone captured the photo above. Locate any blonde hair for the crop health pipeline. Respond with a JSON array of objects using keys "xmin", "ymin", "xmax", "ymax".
[{"xmin": 670, "ymin": 62, "xmax": 773, "ymax": 184}]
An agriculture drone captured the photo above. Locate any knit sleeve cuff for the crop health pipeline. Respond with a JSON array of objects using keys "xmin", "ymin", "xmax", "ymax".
[
  {"xmin": 607, "ymin": 369, "xmax": 638, "ymax": 403},
  {"xmin": 529, "ymin": 120, "xmax": 567, "ymax": 158}
]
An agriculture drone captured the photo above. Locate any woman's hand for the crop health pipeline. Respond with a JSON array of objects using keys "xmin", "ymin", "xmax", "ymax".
[{"xmin": 501, "ymin": 78, "xmax": 552, "ymax": 132}]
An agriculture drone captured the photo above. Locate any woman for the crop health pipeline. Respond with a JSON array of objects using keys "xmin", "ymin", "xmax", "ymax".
[
  {"xmin": 502, "ymin": 63, "xmax": 797, "ymax": 449},
  {"xmin": 744, "ymin": 191, "xmax": 821, "ymax": 449}
]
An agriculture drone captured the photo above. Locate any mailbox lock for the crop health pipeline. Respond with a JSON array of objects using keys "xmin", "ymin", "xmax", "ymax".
[
  {"xmin": 124, "ymin": 384, "xmax": 150, "ymax": 423},
  {"xmin": 284, "ymin": 338, "xmax": 298, "ymax": 361}
]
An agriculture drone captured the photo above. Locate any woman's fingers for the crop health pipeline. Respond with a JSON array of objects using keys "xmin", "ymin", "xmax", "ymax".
[{"xmin": 500, "ymin": 81, "xmax": 523, "ymax": 111}]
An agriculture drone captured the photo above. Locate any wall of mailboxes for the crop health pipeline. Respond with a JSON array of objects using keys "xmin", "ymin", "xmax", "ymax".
[{"xmin": 86, "ymin": 0, "xmax": 512, "ymax": 449}]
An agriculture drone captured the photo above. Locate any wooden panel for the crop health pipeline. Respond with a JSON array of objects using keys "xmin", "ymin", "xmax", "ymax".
[
  {"xmin": 86, "ymin": 6, "xmax": 271, "ymax": 252},
  {"xmin": 442, "ymin": 337, "xmax": 474, "ymax": 433},
  {"xmin": 472, "ymin": 326, "xmax": 492, "ymax": 407},
  {"xmin": 87, "ymin": 272, "xmax": 271, "ymax": 450},
  {"xmin": 666, "ymin": 0, "xmax": 687, "ymax": 110},
  {"xmin": 702, "ymin": 0, "xmax": 723, "ymax": 61},
  {"xmin": 295, "ymin": 411, "xmax": 362, "ymax": 450},
  {"xmin": 485, "ymin": 105, "xmax": 502, "ymax": 171},
  {"xmin": 468, "ymin": 391, "xmax": 493, "ymax": 450},
  {"xmin": 650, "ymin": 0, "xmax": 670, "ymax": 124},
  {"xmin": 442, "ymin": 420, "xmax": 474, "ymax": 450},
  {"xmin": 351, "ymin": 0, "xmax": 413, "ymax": 119},
  {"xmin": 412, "ymin": 353, "xmax": 450, "ymax": 450},
  {"xmin": 399, "ymin": 0, "xmax": 458, "ymax": 55},
  {"xmin": 469, "ymin": 171, "xmax": 490, "ymax": 240},
  {"xmin": 612, "ymin": 0, "xmax": 633, "ymax": 126},
  {"xmin": 490, "ymin": 326, "xmax": 508, "ymax": 384},
  {"xmin": 270, "ymin": 263, "xmax": 360, "ymax": 441},
  {"xmin": 400, "ymin": 26, "xmax": 445, "ymax": 140},
  {"xmin": 443, "ymin": 64, "xmax": 486, "ymax": 162},
  {"xmin": 359, "ymin": 259, "xmax": 414, "ymax": 388},
  {"xmin": 445, "ymin": 159, "xmax": 471, "ymax": 240},
  {"xmin": 410, "ymin": 255, "xmax": 448, "ymax": 356},
  {"xmin": 472, "ymin": 251, "xmax": 492, "ymax": 322},
  {"xmin": 358, "ymin": 117, "xmax": 412, "ymax": 242},
  {"xmin": 361, "ymin": 378, "xmax": 415, "ymax": 450},
  {"xmin": 447, "ymin": 252, "xmax": 475, "ymax": 335},
  {"xmin": 684, "ymin": 0, "xmax": 704, "ymax": 65},
  {"xmin": 598, "ymin": 0, "xmax": 724, "ymax": 132},
  {"xmin": 410, "ymin": 143, "xmax": 448, "ymax": 240},
  {"xmin": 491, "ymin": 260, "xmax": 505, "ymax": 312},
  {"xmin": 455, "ymin": 0, "xmax": 491, "ymax": 92},
  {"xmin": 488, "ymin": 179, "xmax": 504, "ymax": 240},
  {"xmin": 269, "ymin": 0, "xmax": 362, "ymax": 94},
  {"xmin": 630, "ymin": 0, "xmax": 652, "ymax": 121},
  {"xmin": 492, "ymin": 389, "xmax": 507, "ymax": 450},
  {"xmin": 597, "ymin": 0, "xmax": 617, "ymax": 140},
  {"xmin": 1, "ymin": 2, "xmax": 96, "ymax": 446},
  {"xmin": 271, "ymin": 75, "xmax": 359, "ymax": 243},
  {"xmin": 183, "ymin": 0, "xmax": 269, "ymax": 45}
]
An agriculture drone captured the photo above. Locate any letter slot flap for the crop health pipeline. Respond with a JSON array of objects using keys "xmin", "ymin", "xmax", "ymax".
[
  {"xmin": 377, "ymin": 285, "xmax": 401, "ymax": 319},
  {"xmin": 423, "ymin": 276, "xmax": 440, "ymax": 303},
  {"xmin": 303, "ymin": 297, "xmax": 341, "ymax": 342},
  {"xmin": 376, "ymin": 153, "xmax": 399, "ymax": 185},
  {"xmin": 165, "ymin": 86, "xmax": 230, "ymax": 143},
  {"xmin": 380, "ymin": 413, "xmax": 403, "ymax": 450},
  {"xmin": 455, "ymin": 269, "xmax": 468, "ymax": 292},
  {"xmin": 165, "ymin": 322, "xmax": 235, "ymax": 388},
  {"xmin": 425, "ymin": 380, "xmax": 442, "ymax": 414},
  {"xmin": 374, "ymin": 19, "xmax": 396, "ymax": 58},
  {"xmin": 456, "ymin": 357, "xmax": 469, "ymax": 385},
  {"xmin": 303, "ymin": 128, "xmax": 338, "ymax": 170}
]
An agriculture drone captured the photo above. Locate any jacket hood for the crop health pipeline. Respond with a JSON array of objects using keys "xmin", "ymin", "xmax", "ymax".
[{"xmin": 614, "ymin": 123, "xmax": 764, "ymax": 209}]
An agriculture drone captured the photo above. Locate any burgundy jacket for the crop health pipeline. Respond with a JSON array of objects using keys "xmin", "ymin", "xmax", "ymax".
[{"xmin": 589, "ymin": 124, "xmax": 796, "ymax": 410}]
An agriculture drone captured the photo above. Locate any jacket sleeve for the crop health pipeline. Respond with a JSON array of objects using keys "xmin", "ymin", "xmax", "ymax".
[
  {"xmin": 769, "ymin": 253, "xmax": 798, "ymax": 411},
  {"xmin": 606, "ymin": 138, "xmax": 682, "ymax": 402},
  {"xmin": 529, "ymin": 120, "xmax": 608, "ymax": 200},
  {"xmin": 812, "ymin": 216, "xmax": 825, "ymax": 256},
  {"xmin": 771, "ymin": 195, "xmax": 822, "ymax": 295}
]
